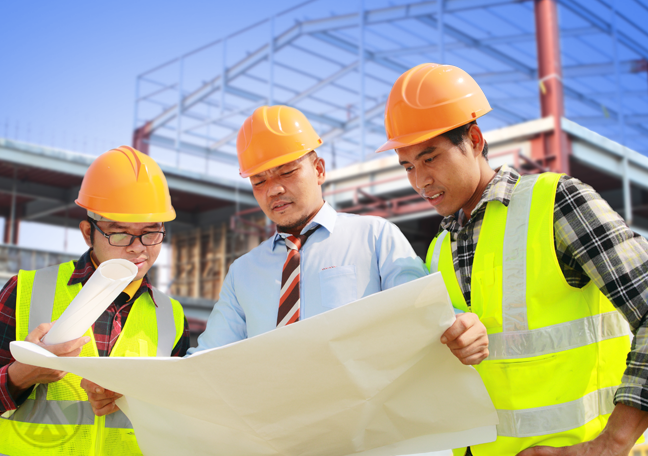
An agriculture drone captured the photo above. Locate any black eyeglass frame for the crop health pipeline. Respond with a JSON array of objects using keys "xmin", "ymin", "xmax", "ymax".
[{"xmin": 90, "ymin": 219, "xmax": 166, "ymax": 247}]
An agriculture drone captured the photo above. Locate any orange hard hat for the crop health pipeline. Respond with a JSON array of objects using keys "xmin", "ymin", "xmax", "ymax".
[
  {"xmin": 76, "ymin": 146, "xmax": 176, "ymax": 222},
  {"xmin": 376, "ymin": 63, "xmax": 492, "ymax": 153},
  {"xmin": 237, "ymin": 105, "xmax": 323, "ymax": 178}
]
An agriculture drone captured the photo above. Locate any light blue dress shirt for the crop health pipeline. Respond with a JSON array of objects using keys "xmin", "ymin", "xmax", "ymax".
[{"xmin": 189, "ymin": 202, "xmax": 428, "ymax": 353}]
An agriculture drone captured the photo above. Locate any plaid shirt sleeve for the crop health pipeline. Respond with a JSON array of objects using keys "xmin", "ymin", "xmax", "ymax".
[
  {"xmin": 171, "ymin": 317, "xmax": 190, "ymax": 357},
  {"xmin": 0, "ymin": 276, "xmax": 22, "ymax": 412},
  {"xmin": 554, "ymin": 176, "xmax": 648, "ymax": 411}
]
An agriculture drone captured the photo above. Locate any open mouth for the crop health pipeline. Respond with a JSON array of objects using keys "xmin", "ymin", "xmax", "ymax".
[{"xmin": 424, "ymin": 191, "xmax": 444, "ymax": 206}]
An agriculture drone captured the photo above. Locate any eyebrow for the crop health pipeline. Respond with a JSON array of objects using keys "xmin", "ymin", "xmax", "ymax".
[{"xmin": 399, "ymin": 147, "xmax": 437, "ymax": 165}]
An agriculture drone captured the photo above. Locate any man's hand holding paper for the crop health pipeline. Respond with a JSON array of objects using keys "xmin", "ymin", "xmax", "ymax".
[
  {"xmin": 81, "ymin": 378, "xmax": 123, "ymax": 416},
  {"xmin": 441, "ymin": 312, "xmax": 489, "ymax": 366},
  {"xmin": 7, "ymin": 321, "xmax": 90, "ymax": 399}
]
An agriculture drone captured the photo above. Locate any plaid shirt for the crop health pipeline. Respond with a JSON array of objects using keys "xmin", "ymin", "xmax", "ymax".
[
  {"xmin": 0, "ymin": 249, "xmax": 190, "ymax": 413},
  {"xmin": 441, "ymin": 165, "xmax": 648, "ymax": 411}
]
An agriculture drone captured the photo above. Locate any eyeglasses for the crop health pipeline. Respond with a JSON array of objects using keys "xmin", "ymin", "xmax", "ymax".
[{"xmin": 90, "ymin": 219, "xmax": 166, "ymax": 247}]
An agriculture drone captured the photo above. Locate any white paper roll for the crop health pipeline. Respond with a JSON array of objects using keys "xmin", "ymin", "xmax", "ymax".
[{"xmin": 42, "ymin": 259, "xmax": 138, "ymax": 345}]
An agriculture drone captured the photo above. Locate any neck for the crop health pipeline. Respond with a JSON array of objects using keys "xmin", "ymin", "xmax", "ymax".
[
  {"xmin": 90, "ymin": 250, "xmax": 101, "ymax": 267},
  {"xmin": 461, "ymin": 160, "xmax": 496, "ymax": 221},
  {"xmin": 279, "ymin": 200, "xmax": 325, "ymax": 237}
]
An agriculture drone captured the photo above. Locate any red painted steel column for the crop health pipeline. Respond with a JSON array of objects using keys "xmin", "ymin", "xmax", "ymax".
[
  {"xmin": 132, "ymin": 120, "xmax": 152, "ymax": 155},
  {"xmin": 3, "ymin": 214, "xmax": 20, "ymax": 245},
  {"xmin": 534, "ymin": 0, "xmax": 570, "ymax": 174}
]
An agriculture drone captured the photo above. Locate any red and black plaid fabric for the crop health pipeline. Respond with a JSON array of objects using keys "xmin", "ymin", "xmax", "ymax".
[{"xmin": 0, "ymin": 249, "xmax": 190, "ymax": 412}]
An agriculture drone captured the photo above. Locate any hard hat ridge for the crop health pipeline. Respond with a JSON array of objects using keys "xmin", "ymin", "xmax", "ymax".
[{"xmin": 114, "ymin": 145, "xmax": 151, "ymax": 183}]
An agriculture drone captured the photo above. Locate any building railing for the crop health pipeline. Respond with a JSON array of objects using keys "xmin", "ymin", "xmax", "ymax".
[{"xmin": 0, "ymin": 244, "xmax": 79, "ymax": 283}]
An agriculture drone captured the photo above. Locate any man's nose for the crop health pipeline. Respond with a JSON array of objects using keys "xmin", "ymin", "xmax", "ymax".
[
  {"xmin": 268, "ymin": 181, "xmax": 285, "ymax": 197},
  {"xmin": 415, "ymin": 168, "xmax": 433, "ymax": 190},
  {"xmin": 126, "ymin": 236, "xmax": 146, "ymax": 253}
]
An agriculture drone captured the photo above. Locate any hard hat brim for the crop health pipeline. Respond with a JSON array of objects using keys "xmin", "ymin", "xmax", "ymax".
[
  {"xmin": 75, "ymin": 199, "xmax": 176, "ymax": 223},
  {"xmin": 240, "ymin": 143, "xmax": 322, "ymax": 178},
  {"xmin": 375, "ymin": 108, "xmax": 492, "ymax": 153}
]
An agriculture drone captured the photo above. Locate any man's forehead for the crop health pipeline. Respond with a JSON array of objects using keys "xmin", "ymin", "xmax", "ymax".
[{"xmin": 396, "ymin": 136, "xmax": 448, "ymax": 158}]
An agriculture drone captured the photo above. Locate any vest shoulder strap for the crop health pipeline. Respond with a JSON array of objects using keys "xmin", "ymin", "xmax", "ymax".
[
  {"xmin": 16, "ymin": 261, "xmax": 76, "ymax": 339},
  {"xmin": 151, "ymin": 287, "xmax": 181, "ymax": 357},
  {"xmin": 427, "ymin": 230, "xmax": 449, "ymax": 274}
]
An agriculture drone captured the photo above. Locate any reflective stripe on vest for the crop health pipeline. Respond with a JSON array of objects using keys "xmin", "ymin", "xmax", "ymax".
[
  {"xmin": 10, "ymin": 384, "xmax": 95, "ymax": 426},
  {"xmin": 28, "ymin": 271, "xmax": 177, "ymax": 358},
  {"xmin": 501, "ymin": 174, "xmax": 539, "ymax": 332},
  {"xmin": 28, "ymin": 265, "xmax": 59, "ymax": 333},
  {"xmin": 13, "ymin": 267, "xmax": 177, "ymax": 431},
  {"xmin": 8, "ymin": 383, "xmax": 133, "ymax": 429},
  {"xmin": 488, "ymin": 311, "xmax": 629, "ymax": 360},
  {"xmin": 152, "ymin": 287, "xmax": 176, "ymax": 357},
  {"xmin": 429, "ymin": 230, "xmax": 449, "ymax": 274},
  {"xmin": 497, "ymin": 386, "xmax": 617, "ymax": 438}
]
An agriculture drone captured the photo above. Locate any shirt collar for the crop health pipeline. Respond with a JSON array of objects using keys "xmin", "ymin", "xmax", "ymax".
[
  {"xmin": 440, "ymin": 164, "xmax": 520, "ymax": 233},
  {"xmin": 272, "ymin": 201, "xmax": 336, "ymax": 251}
]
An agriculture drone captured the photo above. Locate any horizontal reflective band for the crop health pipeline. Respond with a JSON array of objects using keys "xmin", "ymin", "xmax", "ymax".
[
  {"xmin": 105, "ymin": 410, "xmax": 133, "ymax": 429},
  {"xmin": 488, "ymin": 311, "xmax": 629, "ymax": 360},
  {"xmin": 497, "ymin": 385, "xmax": 617, "ymax": 437},
  {"xmin": 11, "ymin": 399, "xmax": 95, "ymax": 426}
]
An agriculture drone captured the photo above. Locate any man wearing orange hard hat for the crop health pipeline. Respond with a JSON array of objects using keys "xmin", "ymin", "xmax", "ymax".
[
  {"xmin": 0, "ymin": 146, "xmax": 190, "ymax": 455},
  {"xmin": 378, "ymin": 63, "xmax": 648, "ymax": 456},
  {"xmin": 189, "ymin": 104, "xmax": 489, "ymax": 368}
]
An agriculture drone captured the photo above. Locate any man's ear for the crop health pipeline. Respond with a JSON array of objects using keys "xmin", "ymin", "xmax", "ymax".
[
  {"xmin": 315, "ymin": 156, "xmax": 326, "ymax": 185},
  {"xmin": 79, "ymin": 220, "xmax": 93, "ymax": 248},
  {"xmin": 468, "ymin": 124, "xmax": 485, "ymax": 158}
]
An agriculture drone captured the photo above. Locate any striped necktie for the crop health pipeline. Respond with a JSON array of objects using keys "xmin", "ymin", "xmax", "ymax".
[{"xmin": 277, "ymin": 227, "xmax": 319, "ymax": 327}]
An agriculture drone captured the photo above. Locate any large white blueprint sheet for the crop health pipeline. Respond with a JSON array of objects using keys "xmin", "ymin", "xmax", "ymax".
[{"xmin": 12, "ymin": 273, "xmax": 498, "ymax": 456}]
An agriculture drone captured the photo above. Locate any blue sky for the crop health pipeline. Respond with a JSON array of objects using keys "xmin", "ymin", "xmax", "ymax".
[
  {"xmin": 0, "ymin": 0, "xmax": 302, "ymax": 253},
  {"xmin": 2, "ymin": 0, "xmax": 646, "ymax": 254},
  {"xmin": 0, "ymin": 0, "xmax": 301, "ymax": 155}
]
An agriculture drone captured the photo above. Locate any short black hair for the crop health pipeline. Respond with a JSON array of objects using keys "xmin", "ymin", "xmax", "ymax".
[
  {"xmin": 87, "ymin": 216, "xmax": 96, "ymax": 246},
  {"xmin": 441, "ymin": 120, "xmax": 489, "ymax": 159}
]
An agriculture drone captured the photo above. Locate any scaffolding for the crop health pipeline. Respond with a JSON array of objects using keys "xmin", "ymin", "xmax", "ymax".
[
  {"xmin": 130, "ymin": 0, "xmax": 648, "ymax": 318},
  {"xmin": 134, "ymin": 0, "xmax": 648, "ymax": 175}
]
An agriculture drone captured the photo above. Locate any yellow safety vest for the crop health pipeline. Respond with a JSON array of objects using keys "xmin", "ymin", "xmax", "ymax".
[
  {"xmin": 426, "ymin": 173, "xmax": 632, "ymax": 456},
  {"xmin": 0, "ymin": 260, "xmax": 185, "ymax": 456}
]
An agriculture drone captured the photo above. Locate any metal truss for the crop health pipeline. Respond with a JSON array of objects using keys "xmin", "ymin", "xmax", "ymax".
[{"xmin": 134, "ymin": 0, "xmax": 648, "ymax": 174}]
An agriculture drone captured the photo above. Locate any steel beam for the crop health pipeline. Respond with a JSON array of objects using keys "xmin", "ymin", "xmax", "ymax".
[
  {"xmin": 298, "ymin": 0, "xmax": 517, "ymax": 34},
  {"xmin": 557, "ymin": 0, "xmax": 648, "ymax": 60},
  {"xmin": 148, "ymin": 134, "xmax": 239, "ymax": 166},
  {"xmin": 23, "ymin": 199, "xmax": 78, "ymax": 221},
  {"xmin": 0, "ymin": 176, "xmax": 70, "ymax": 202},
  {"xmin": 0, "ymin": 139, "xmax": 92, "ymax": 177},
  {"xmin": 148, "ymin": 24, "xmax": 302, "ymax": 132},
  {"xmin": 373, "ymin": 27, "xmax": 599, "ymax": 58},
  {"xmin": 535, "ymin": 0, "xmax": 570, "ymax": 173}
]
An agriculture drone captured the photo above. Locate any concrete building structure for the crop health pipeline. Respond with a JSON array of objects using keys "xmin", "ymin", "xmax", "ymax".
[{"xmin": 1, "ymin": 0, "xmax": 648, "ymax": 345}]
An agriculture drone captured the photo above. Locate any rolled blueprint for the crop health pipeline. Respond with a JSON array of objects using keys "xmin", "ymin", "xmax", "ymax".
[{"xmin": 42, "ymin": 259, "xmax": 138, "ymax": 345}]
